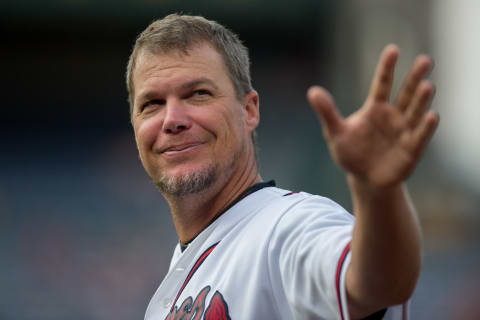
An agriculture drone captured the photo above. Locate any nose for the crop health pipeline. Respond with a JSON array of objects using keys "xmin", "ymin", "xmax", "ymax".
[{"xmin": 162, "ymin": 99, "xmax": 192, "ymax": 134}]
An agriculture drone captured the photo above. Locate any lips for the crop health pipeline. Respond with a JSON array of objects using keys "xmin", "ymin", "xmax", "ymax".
[{"xmin": 160, "ymin": 142, "xmax": 204, "ymax": 154}]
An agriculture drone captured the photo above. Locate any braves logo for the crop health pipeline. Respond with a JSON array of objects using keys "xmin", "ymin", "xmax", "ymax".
[
  {"xmin": 165, "ymin": 243, "xmax": 230, "ymax": 319},
  {"xmin": 165, "ymin": 286, "xmax": 231, "ymax": 320}
]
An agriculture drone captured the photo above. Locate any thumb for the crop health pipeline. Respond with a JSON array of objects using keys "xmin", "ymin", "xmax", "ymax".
[{"xmin": 307, "ymin": 86, "xmax": 343, "ymax": 136}]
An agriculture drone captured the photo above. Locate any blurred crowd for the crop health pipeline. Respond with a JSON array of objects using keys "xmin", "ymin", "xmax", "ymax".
[{"xmin": 1, "ymin": 1, "xmax": 479, "ymax": 319}]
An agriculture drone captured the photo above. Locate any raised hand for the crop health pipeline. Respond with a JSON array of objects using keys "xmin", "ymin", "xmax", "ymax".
[{"xmin": 307, "ymin": 44, "xmax": 439, "ymax": 189}]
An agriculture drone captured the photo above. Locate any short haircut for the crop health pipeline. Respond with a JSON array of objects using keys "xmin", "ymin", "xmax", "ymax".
[{"xmin": 126, "ymin": 13, "xmax": 253, "ymax": 115}]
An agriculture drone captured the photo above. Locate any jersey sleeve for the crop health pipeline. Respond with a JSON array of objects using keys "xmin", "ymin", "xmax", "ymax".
[{"xmin": 268, "ymin": 194, "xmax": 355, "ymax": 319}]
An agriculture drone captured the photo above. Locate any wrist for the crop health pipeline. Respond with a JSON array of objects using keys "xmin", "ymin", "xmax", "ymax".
[{"xmin": 346, "ymin": 174, "xmax": 405, "ymax": 202}]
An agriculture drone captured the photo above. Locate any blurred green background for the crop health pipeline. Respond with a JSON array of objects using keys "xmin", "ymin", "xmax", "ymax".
[{"xmin": 1, "ymin": 0, "xmax": 479, "ymax": 319}]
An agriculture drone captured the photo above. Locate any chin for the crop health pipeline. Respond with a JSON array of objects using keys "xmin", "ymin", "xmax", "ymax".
[{"xmin": 155, "ymin": 163, "xmax": 218, "ymax": 197}]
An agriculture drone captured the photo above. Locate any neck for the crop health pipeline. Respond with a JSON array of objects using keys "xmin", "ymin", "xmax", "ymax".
[{"xmin": 164, "ymin": 151, "xmax": 261, "ymax": 244}]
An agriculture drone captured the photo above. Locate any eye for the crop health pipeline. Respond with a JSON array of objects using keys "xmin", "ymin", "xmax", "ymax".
[
  {"xmin": 192, "ymin": 89, "xmax": 212, "ymax": 97},
  {"xmin": 141, "ymin": 99, "xmax": 165, "ymax": 112}
]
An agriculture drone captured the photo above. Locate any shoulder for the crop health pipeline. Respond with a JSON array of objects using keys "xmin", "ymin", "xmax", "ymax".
[
  {"xmin": 244, "ymin": 187, "xmax": 354, "ymax": 250},
  {"xmin": 256, "ymin": 186, "xmax": 354, "ymax": 226},
  {"xmin": 217, "ymin": 185, "xmax": 354, "ymax": 251}
]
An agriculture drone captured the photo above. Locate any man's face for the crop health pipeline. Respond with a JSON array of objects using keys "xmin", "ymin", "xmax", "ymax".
[{"xmin": 131, "ymin": 43, "xmax": 258, "ymax": 196}]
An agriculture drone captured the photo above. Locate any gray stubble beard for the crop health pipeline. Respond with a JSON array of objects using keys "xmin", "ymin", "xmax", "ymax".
[
  {"xmin": 155, "ymin": 164, "xmax": 217, "ymax": 197},
  {"xmin": 155, "ymin": 144, "xmax": 243, "ymax": 197}
]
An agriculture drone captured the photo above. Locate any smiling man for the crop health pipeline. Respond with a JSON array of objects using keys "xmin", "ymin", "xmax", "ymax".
[{"xmin": 126, "ymin": 14, "xmax": 439, "ymax": 320}]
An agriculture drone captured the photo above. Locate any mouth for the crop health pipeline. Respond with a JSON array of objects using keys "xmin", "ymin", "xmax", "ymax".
[{"xmin": 160, "ymin": 142, "xmax": 205, "ymax": 156}]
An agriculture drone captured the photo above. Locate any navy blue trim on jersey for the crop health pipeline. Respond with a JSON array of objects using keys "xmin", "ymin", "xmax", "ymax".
[
  {"xmin": 180, "ymin": 180, "xmax": 276, "ymax": 252},
  {"xmin": 335, "ymin": 242, "xmax": 387, "ymax": 320},
  {"xmin": 208, "ymin": 179, "xmax": 275, "ymax": 227},
  {"xmin": 362, "ymin": 308, "xmax": 387, "ymax": 319},
  {"xmin": 170, "ymin": 242, "xmax": 220, "ymax": 313},
  {"xmin": 204, "ymin": 290, "xmax": 232, "ymax": 320},
  {"xmin": 336, "ymin": 242, "xmax": 351, "ymax": 320}
]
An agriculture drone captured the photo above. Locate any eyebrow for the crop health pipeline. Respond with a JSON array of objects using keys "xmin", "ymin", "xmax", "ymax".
[
  {"xmin": 180, "ymin": 77, "xmax": 219, "ymax": 91},
  {"xmin": 136, "ymin": 77, "xmax": 219, "ymax": 106}
]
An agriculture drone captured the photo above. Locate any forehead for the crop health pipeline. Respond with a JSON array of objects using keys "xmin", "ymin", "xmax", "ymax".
[{"xmin": 133, "ymin": 43, "xmax": 231, "ymax": 94}]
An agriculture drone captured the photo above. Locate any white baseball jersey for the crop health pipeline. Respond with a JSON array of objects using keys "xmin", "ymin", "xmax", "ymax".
[{"xmin": 145, "ymin": 184, "xmax": 409, "ymax": 320}]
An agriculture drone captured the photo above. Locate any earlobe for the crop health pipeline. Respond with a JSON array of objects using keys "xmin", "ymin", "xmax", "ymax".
[{"xmin": 243, "ymin": 90, "xmax": 260, "ymax": 131}]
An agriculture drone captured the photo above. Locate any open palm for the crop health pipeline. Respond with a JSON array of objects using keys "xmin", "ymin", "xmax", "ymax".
[{"xmin": 308, "ymin": 45, "xmax": 439, "ymax": 188}]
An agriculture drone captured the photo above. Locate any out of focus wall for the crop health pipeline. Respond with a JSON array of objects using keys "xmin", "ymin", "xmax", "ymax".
[{"xmin": 1, "ymin": 1, "xmax": 478, "ymax": 319}]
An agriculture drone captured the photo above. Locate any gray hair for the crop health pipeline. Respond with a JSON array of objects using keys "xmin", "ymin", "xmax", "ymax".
[{"xmin": 126, "ymin": 13, "xmax": 253, "ymax": 114}]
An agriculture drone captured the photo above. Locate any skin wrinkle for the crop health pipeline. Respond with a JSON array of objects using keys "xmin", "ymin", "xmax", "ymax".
[
  {"xmin": 134, "ymin": 50, "xmax": 227, "ymax": 113},
  {"xmin": 217, "ymin": 137, "xmax": 258, "ymax": 215},
  {"xmin": 132, "ymin": 42, "xmax": 261, "ymax": 244},
  {"xmin": 130, "ymin": 16, "xmax": 439, "ymax": 319}
]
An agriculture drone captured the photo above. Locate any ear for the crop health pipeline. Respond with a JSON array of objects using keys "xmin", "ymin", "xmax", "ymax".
[{"xmin": 242, "ymin": 90, "xmax": 260, "ymax": 132}]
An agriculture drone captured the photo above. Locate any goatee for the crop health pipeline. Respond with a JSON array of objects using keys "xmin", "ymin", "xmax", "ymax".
[{"xmin": 155, "ymin": 164, "xmax": 217, "ymax": 197}]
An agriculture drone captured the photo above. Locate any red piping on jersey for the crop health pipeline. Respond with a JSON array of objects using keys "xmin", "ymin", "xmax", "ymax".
[
  {"xmin": 170, "ymin": 242, "xmax": 219, "ymax": 313},
  {"xmin": 336, "ymin": 242, "xmax": 351, "ymax": 320}
]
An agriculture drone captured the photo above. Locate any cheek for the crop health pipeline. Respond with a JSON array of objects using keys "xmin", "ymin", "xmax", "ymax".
[
  {"xmin": 134, "ymin": 118, "xmax": 161, "ymax": 157},
  {"xmin": 215, "ymin": 112, "xmax": 247, "ymax": 154},
  {"xmin": 199, "ymin": 110, "xmax": 238, "ymax": 145}
]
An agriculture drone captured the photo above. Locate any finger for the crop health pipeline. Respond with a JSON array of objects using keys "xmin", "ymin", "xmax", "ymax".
[
  {"xmin": 368, "ymin": 44, "xmax": 399, "ymax": 103},
  {"xmin": 405, "ymin": 80, "xmax": 435, "ymax": 128},
  {"xmin": 395, "ymin": 55, "xmax": 433, "ymax": 113},
  {"xmin": 409, "ymin": 111, "xmax": 440, "ymax": 159},
  {"xmin": 307, "ymin": 86, "xmax": 343, "ymax": 136}
]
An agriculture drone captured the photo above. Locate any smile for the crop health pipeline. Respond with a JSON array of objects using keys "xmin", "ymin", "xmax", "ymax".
[{"xmin": 161, "ymin": 142, "xmax": 205, "ymax": 156}]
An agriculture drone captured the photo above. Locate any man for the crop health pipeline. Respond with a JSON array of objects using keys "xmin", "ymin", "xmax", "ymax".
[{"xmin": 126, "ymin": 14, "xmax": 439, "ymax": 320}]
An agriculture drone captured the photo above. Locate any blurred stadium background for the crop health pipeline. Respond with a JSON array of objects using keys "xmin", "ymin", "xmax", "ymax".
[{"xmin": 1, "ymin": 0, "xmax": 479, "ymax": 319}]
